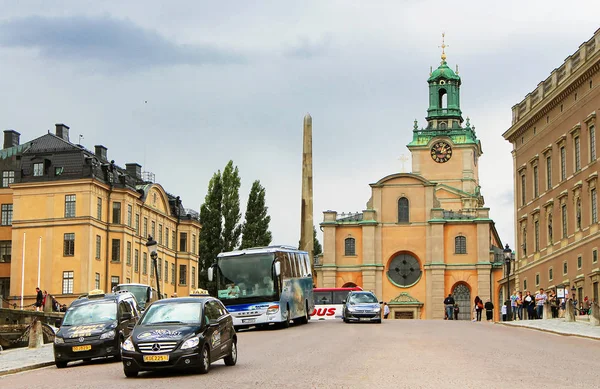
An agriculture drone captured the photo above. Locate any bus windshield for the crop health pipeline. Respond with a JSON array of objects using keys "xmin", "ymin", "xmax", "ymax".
[
  {"xmin": 217, "ymin": 253, "xmax": 276, "ymax": 300},
  {"xmin": 114, "ymin": 285, "xmax": 149, "ymax": 308}
]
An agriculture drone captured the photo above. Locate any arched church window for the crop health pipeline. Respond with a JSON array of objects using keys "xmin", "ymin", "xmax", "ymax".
[
  {"xmin": 398, "ymin": 197, "xmax": 409, "ymax": 223},
  {"xmin": 387, "ymin": 253, "xmax": 422, "ymax": 287},
  {"xmin": 438, "ymin": 88, "xmax": 447, "ymax": 109},
  {"xmin": 455, "ymin": 236, "xmax": 467, "ymax": 254},
  {"xmin": 344, "ymin": 237, "xmax": 355, "ymax": 256},
  {"xmin": 439, "ymin": 122, "xmax": 447, "ymax": 130}
]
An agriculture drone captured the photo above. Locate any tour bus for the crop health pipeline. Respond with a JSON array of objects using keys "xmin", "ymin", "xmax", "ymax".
[
  {"xmin": 112, "ymin": 283, "xmax": 160, "ymax": 311},
  {"xmin": 311, "ymin": 287, "xmax": 363, "ymax": 320},
  {"xmin": 208, "ymin": 245, "xmax": 314, "ymax": 330}
]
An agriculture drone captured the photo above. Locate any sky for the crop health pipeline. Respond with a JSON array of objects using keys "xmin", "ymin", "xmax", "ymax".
[{"xmin": 0, "ymin": 1, "xmax": 599, "ymax": 252}]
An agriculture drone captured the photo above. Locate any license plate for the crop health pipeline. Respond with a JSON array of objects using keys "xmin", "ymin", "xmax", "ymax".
[
  {"xmin": 72, "ymin": 345, "xmax": 92, "ymax": 352},
  {"xmin": 143, "ymin": 355, "xmax": 169, "ymax": 362},
  {"xmin": 359, "ymin": 318, "xmax": 371, "ymax": 322},
  {"xmin": 242, "ymin": 318, "xmax": 255, "ymax": 323}
]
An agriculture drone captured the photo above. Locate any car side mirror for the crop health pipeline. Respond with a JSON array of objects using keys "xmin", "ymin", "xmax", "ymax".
[
  {"xmin": 379, "ymin": 301, "xmax": 383, "ymax": 304},
  {"xmin": 208, "ymin": 266, "xmax": 214, "ymax": 282},
  {"xmin": 342, "ymin": 300, "xmax": 346, "ymax": 304},
  {"xmin": 122, "ymin": 312, "xmax": 132, "ymax": 321}
]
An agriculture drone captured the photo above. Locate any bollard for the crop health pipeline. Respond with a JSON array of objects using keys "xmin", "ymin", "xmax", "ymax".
[
  {"xmin": 543, "ymin": 302, "xmax": 552, "ymax": 320},
  {"xmin": 28, "ymin": 318, "xmax": 44, "ymax": 348},
  {"xmin": 591, "ymin": 302, "xmax": 600, "ymax": 326},
  {"xmin": 564, "ymin": 299, "xmax": 575, "ymax": 322}
]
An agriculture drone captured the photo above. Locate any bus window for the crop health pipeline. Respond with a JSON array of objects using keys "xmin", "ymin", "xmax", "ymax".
[
  {"xmin": 332, "ymin": 291, "xmax": 350, "ymax": 304},
  {"xmin": 298, "ymin": 253, "xmax": 306, "ymax": 276},
  {"xmin": 313, "ymin": 291, "xmax": 332, "ymax": 305},
  {"xmin": 287, "ymin": 253, "xmax": 296, "ymax": 278},
  {"xmin": 279, "ymin": 252, "xmax": 290, "ymax": 278},
  {"xmin": 303, "ymin": 254, "xmax": 309, "ymax": 276},
  {"xmin": 292, "ymin": 253, "xmax": 300, "ymax": 277}
]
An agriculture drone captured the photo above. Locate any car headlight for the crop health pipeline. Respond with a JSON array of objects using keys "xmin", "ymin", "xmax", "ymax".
[
  {"xmin": 267, "ymin": 305, "xmax": 279, "ymax": 314},
  {"xmin": 54, "ymin": 336, "xmax": 64, "ymax": 344},
  {"xmin": 100, "ymin": 330, "xmax": 116, "ymax": 340},
  {"xmin": 122, "ymin": 337, "xmax": 135, "ymax": 351},
  {"xmin": 374, "ymin": 307, "xmax": 381, "ymax": 312},
  {"xmin": 347, "ymin": 306, "xmax": 356, "ymax": 312},
  {"xmin": 180, "ymin": 337, "xmax": 200, "ymax": 350}
]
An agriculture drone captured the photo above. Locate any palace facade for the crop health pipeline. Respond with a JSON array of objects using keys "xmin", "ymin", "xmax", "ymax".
[
  {"xmin": 0, "ymin": 124, "xmax": 201, "ymax": 308},
  {"xmin": 316, "ymin": 49, "xmax": 506, "ymax": 320}
]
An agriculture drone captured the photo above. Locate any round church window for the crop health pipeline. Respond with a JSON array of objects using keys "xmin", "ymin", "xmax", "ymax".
[{"xmin": 387, "ymin": 253, "xmax": 422, "ymax": 287}]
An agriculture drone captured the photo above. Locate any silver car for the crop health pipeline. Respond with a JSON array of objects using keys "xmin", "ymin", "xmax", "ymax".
[{"xmin": 342, "ymin": 291, "xmax": 382, "ymax": 323}]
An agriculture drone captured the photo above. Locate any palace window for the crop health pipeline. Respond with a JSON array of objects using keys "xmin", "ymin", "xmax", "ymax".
[
  {"xmin": 64, "ymin": 194, "xmax": 76, "ymax": 218},
  {"xmin": 33, "ymin": 162, "xmax": 44, "ymax": 177},
  {"xmin": 111, "ymin": 239, "xmax": 121, "ymax": 262},
  {"xmin": 63, "ymin": 233, "xmax": 75, "ymax": 256},
  {"xmin": 62, "ymin": 271, "xmax": 74, "ymax": 294},
  {"xmin": 535, "ymin": 273, "xmax": 540, "ymax": 286},
  {"xmin": 191, "ymin": 266, "xmax": 196, "ymax": 288},
  {"xmin": 111, "ymin": 276, "xmax": 120, "ymax": 291},
  {"xmin": 0, "ymin": 241, "xmax": 11, "ymax": 263},
  {"xmin": 126, "ymin": 241, "xmax": 132, "ymax": 265},
  {"xmin": 158, "ymin": 224, "xmax": 163, "ymax": 245},
  {"xmin": 546, "ymin": 156, "xmax": 552, "ymax": 190},
  {"xmin": 521, "ymin": 175, "xmax": 526, "ymax": 206},
  {"xmin": 127, "ymin": 205, "xmax": 132, "ymax": 227},
  {"xmin": 179, "ymin": 264, "xmax": 187, "ymax": 285},
  {"xmin": 151, "ymin": 221, "xmax": 156, "ymax": 240},
  {"xmin": 560, "ymin": 146, "xmax": 566, "ymax": 181},
  {"xmin": 2, "ymin": 171, "xmax": 14, "ymax": 187},
  {"xmin": 563, "ymin": 261, "xmax": 568, "ymax": 275},
  {"xmin": 171, "ymin": 263, "xmax": 175, "ymax": 285},
  {"xmin": 594, "ymin": 249, "xmax": 598, "ymax": 264},
  {"xmin": 192, "ymin": 234, "xmax": 197, "ymax": 254},
  {"xmin": 142, "ymin": 252, "xmax": 148, "ymax": 275},
  {"xmin": 344, "ymin": 237, "xmax": 356, "ymax": 256},
  {"xmin": 578, "ymin": 255, "xmax": 582, "ymax": 269},
  {"xmin": 574, "ymin": 136, "xmax": 581, "ymax": 172},
  {"xmin": 398, "ymin": 197, "xmax": 409, "ymax": 223},
  {"xmin": 180, "ymin": 232, "xmax": 188, "ymax": 252},
  {"xmin": 454, "ymin": 236, "xmax": 466, "ymax": 254},
  {"xmin": 592, "ymin": 188, "xmax": 598, "ymax": 224},
  {"xmin": 95, "ymin": 235, "xmax": 101, "ymax": 259},
  {"xmin": 387, "ymin": 253, "xmax": 422, "ymax": 287},
  {"xmin": 166, "ymin": 228, "xmax": 169, "ymax": 249},
  {"xmin": 172, "ymin": 231, "xmax": 176, "ymax": 251},
  {"xmin": 523, "ymin": 279, "xmax": 527, "ymax": 291},
  {"xmin": 97, "ymin": 197, "xmax": 102, "ymax": 220},
  {"xmin": 534, "ymin": 220, "xmax": 540, "ymax": 252},
  {"xmin": 549, "ymin": 267, "xmax": 553, "ymax": 282},
  {"xmin": 135, "ymin": 214, "xmax": 140, "ymax": 235},
  {"xmin": 112, "ymin": 202, "xmax": 121, "ymax": 224},
  {"xmin": 95, "ymin": 273, "xmax": 100, "ymax": 290},
  {"xmin": 164, "ymin": 260, "xmax": 168, "ymax": 282},
  {"xmin": 533, "ymin": 166, "xmax": 539, "ymax": 198},
  {"xmin": 561, "ymin": 204, "xmax": 568, "ymax": 238},
  {"xmin": 590, "ymin": 125, "xmax": 596, "ymax": 161},
  {"xmin": 134, "ymin": 249, "xmax": 139, "ymax": 273},
  {"xmin": 143, "ymin": 217, "xmax": 148, "ymax": 238},
  {"xmin": 1, "ymin": 204, "xmax": 13, "ymax": 226}
]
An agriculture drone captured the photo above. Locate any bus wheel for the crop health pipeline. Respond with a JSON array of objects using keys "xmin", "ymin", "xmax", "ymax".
[
  {"xmin": 297, "ymin": 302, "xmax": 309, "ymax": 324},
  {"xmin": 279, "ymin": 307, "xmax": 290, "ymax": 329}
]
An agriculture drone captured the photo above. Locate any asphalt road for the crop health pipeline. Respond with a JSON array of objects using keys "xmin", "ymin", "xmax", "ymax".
[{"xmin": 1, "ymin": 320, "xmax": 599, "ymax": 389}]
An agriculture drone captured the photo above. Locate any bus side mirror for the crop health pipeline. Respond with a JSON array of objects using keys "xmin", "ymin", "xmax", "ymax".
[
  {"xmin": 208, "ymin": 266, "xmax": 214, "ymax": 282},
  {"xmin": 274, "ymin": 262, "xmax": 281, "ymax": 276}
]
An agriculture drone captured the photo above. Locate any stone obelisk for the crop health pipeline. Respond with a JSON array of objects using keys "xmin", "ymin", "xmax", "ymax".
[{"xmin": 300, "ymin": 113, "xmax": 315, "ymax": 285}]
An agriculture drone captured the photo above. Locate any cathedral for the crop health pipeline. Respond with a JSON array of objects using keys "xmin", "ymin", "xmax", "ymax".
[{"xmin": 316, "ymin": 44, "xmax": 506, "ymax": 320}]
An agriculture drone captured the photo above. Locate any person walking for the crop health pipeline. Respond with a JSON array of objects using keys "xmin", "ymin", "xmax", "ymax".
[
  {"xmin": 35, "ymin": 287, "xmax": 43, "ymax": 311},
  {"xmin": 453, "ymin": 304, "xmax": 460, "ymax": 320},
  {"xmin": 383, "ymin": 302, "xmax": 390, "ymax": 319},
  {"xmin": 516, "ymin": 291, "xmax": 523, "ymax": 320},
  {"xmin": 474, "ymin": 296, "xmax": 483, "ymax": 322},
  {"xmin": 484, "ymin": 299, "xmax": 494, "ymax": 322},
  {"xmin": 444, "ymin": 294, "xmax": 455, "ymax": 320}
]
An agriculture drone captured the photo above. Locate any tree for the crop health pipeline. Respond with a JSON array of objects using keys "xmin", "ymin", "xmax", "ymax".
[
  {"xmin": 240, "ymin": 180, "xmax": 272, "ymax": 249},
  {"xmin": 313, "ymin": 225, "xmax": 322, "ymax": 257},
  {"xmin": 221, "ymin": 160, "xmax": 242, "ymax": 252},
  {"xmin": 198, "ymin": 171, "xmax": 223, "ymax": 288}
]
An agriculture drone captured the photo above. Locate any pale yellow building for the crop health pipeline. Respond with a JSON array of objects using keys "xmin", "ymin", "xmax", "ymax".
[
  {"xmin": 1, "ymin": 124, "xmax": 200, "ymax": 308},
  {"xmin": 317, "ymin": 50, "xmax": 506, "ymax": 320}
]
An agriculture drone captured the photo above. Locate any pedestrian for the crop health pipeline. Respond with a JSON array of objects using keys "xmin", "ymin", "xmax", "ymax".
[
  {"xmin": 484, "ymin": 299, "xmax": 494, "ymax": 322},
  {"xmin": 453, "ymin": 304, "xmax": 459, "ymax": 320},
  {"xmin": 383, "ymin": 302, "xmax": 390, "ymax": 319},
  {"xmin": 510, "ymin": 290, "xmax": 518, "ymax": 320},
  {"xmin": 474, "ymin": 296, "xmax": 483, "ymax": 321},
  {"xmin": 516, "ymin": 291, "xmax": 523, "ymax": 320},
  {"xmin": 501, "ymin": 301, "xmax": 508, "ymax": 321},
  {"xmin": 535, "ymin": 288, "xmax": 547, "ymax": 319},
  {"xmin": 35, "ymin": 287, "xmax": 43, "ymax": 311},
  {"xmin": 523, "ymin": 290, "xmax": 534, "ymax": 319},
  {"xmin": 583, "ymin": 296, "xmax": 590, "ymax": 315},
  {"xmin": 443, "ymin": 294, "xmax": 455, "ymax": 320},
  {"xmin": 549, "ymin": 291, "xmax": 559, "ymax": 318}
]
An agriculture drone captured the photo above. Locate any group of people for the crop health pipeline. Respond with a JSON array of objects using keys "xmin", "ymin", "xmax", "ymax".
[
  {"xmin": 35, "ymin": 287, "xmax": 67, "ymax": 312},
  {"xmin": 444, "ymin": 294, "xmax": 496, "ymax": 321},
  {"xmin": 506, "ymin": 288, "xmax": 595, "ymax": 320}
]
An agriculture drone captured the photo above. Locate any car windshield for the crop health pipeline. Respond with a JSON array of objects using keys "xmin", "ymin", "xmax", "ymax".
[
  {"xmin": 62, "ymin": 302, "xmax": 117, "ymax": 325},
  {"xmin": 348, "ymin": 293, "xmax": 378, "ymax": 304},
  {"xmin": 140, "ymin": 302, "xmax": 202, "ymax": 325}
]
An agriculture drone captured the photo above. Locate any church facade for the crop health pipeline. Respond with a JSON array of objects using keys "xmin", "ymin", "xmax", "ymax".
[{"xmin": 316, "ymin": 50, "xmax": 506, "ymax": 320}]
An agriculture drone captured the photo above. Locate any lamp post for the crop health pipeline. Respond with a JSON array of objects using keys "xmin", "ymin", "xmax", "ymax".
[
  {"xmin": 145, "ymin": 235, "xmax": 161, "ymax": 300},
  {"xmin": 571, "ymin": 285, "xmax": 577, "ymax": 315},
  {"xmin": 503, "ymin": 244, "xmax": 513, "ymax": 321}
]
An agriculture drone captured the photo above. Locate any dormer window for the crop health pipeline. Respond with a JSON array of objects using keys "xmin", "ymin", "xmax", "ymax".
[{"xmin": 33, "ymin": 163, "xmax": 44, "ymax": 177}]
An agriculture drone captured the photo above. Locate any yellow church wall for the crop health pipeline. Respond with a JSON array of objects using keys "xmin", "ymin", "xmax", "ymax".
[
  {"xmin": 335, "ymin": 272, "xmax": 363, "ymax": 288},
  {"xmin": 335, "ymin": 226, "xmax": 362, "ymax": 266},
  {"xmin": 376, "ymin": 179, "xmax": 428, "ymax": 224},
  {"xmin": 491, "ymin": 268, "xmax": 504, "ymax": 322},
  {"xmin": 443, "ymin": 224, "xmax": 478, "ymax": 264},
  {"xmin": 382, "ymin": 276, "xmax": 428, "ymax": 319},
  {"xmin": 416, "ymin": 145, "xmax": 467, "ymax": 182}
]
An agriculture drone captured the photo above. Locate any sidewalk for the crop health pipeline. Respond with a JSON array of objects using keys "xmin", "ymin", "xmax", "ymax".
[
  {"xmin": 498, "ymin": 317, "xmax": 600, "ymax": 340},
  {"xmin": 0, "ymin": 344, "xmax": 54, "ymax": 376}
]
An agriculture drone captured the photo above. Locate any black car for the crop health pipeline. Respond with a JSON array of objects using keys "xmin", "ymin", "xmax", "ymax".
[
  {"xmin": 121, "ymin": 296, "xmax": 237, "ymax": 377},
  {"xmin": 341, "ymin": 291, "xmax": 383, "ymax": 323},
  {"xmin": 53, "ymin": 290, "xmax": 141, "ymax": 368}
]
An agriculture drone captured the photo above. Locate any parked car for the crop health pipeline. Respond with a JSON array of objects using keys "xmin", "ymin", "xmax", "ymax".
[
  {"xmin": 341, "ymin": 291, "xmax": 383, "ymax": 323},
  {"xmin": 53, "ymin": 289, "xmax": 140, "ymax": 368},
  {"xmin": 121, "ymin": 295, "xmax": 237, "ymax": 377}
]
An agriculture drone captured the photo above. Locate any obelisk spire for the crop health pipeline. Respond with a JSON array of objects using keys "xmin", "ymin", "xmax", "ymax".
[{"xmin": 300, "ymin": 113, "xmax": 315, "ymax": 285}]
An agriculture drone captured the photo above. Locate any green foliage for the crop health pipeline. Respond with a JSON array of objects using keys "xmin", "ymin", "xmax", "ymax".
[
  {"xmin": 240, "ymin": 180, "xmax": 272, "ymax": 249},
  {"xmin": 221, "ymin": 160, "xmax": 242, "ymax": 252},
  {"xmin": 198, "ymin": 171, "xmax": 223, "ymax": 289},
  {"xmin": 313, "ymin": 225, "xmax": 322, "ymax": 256}
]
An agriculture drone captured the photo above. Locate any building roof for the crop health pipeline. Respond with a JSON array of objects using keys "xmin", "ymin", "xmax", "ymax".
[{"xmin": 427, "ymin": 60, "xmax": 461, "ymax": 83}]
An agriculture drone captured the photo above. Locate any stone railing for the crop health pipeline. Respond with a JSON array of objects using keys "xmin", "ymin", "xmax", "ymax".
[{"xmin": 591, "ymin": 302, "xmax": 599, "ymax": 326}]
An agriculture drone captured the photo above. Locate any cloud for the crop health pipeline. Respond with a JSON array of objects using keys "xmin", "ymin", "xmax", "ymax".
[
  {"xmin": 283, "ymin": 34, "xmax": 333, "ymax": 59},
  {"xmin": 0, "ymin": 15, "xmax": 245, "ymax": 70}
]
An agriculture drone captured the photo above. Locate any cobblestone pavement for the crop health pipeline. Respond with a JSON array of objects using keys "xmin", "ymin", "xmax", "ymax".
[
  {"xmin": 499, "ymin": 317, "xmax": 600, "ymax": 340},
  {"xmin": 0, "ymin": 344, "xmax": 54, "ymax": 376},
  {"xmin": 1, "ymin": 320, "xmax": 600, "ymax": 388}
]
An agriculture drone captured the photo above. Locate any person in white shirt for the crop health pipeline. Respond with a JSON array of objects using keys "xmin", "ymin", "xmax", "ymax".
[
  {"xmin": 383, "ymin": 302, "xmax": 390, "ymax": 319},
  {"xmin": 501, "ymin": 302, "xmax": 508, "ymax": 321}
]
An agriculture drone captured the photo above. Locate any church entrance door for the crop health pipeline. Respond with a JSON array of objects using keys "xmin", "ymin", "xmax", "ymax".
[{"xmin": 452, "ymin": 283, "xmax": 471, "ymax": 321}]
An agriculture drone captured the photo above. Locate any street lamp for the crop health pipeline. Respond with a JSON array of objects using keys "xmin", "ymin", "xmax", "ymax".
[
  {"xmin": 503, "ymin": 244, "xmax": 513, "ymax": 321},
  {"xmin": 571, "ymin": 285, "xmax": 577, "ymax": 314},
  {"xmin": 145, "ymin": 235, "xmax": 161, "ymax": 300}
]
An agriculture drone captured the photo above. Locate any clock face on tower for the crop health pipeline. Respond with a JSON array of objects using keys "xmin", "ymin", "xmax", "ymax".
[{"xmin": 430, "ymin": 141, "xmax": 452, "ymax": 163}]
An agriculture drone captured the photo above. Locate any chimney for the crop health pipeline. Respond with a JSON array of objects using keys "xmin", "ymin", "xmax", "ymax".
[
  {"xmin": 3, "ymin": 130, "xmax": 20, "ymax": 149},
  {"xmin": 55, "ymin": 123, "xmax": 70, "ymax": 141},
  {"xmin": 125, "ymin": 163, "xmax": 142, "ymax": 180},
  {"xmin": 94, "ymin": 145, "xmax": 107, "ymax": 161}
]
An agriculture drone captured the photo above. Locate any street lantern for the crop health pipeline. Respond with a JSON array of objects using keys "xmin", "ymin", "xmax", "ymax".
[
  {"xmin": 145, "ymin": 235, "xmax": 161, "ymax": 300},
  {"xmin": 503, "ymin": 244, "xmax": 513, "ymax": 321}
]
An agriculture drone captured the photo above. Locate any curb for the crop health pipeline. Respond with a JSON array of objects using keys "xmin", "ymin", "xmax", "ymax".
[
  {"xmin": 497, "ymin": 322, "xmax": 600, "ymax": 341},
  {"xmin": 0, "ymin": 361, "xmax": 54, "ymax": 377}
]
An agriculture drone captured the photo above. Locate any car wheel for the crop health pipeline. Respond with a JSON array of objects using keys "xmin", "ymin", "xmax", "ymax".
[
  {"xmin": 124, "ymin": 368, "xmax": 138, "ymax": 378},
  {"xmin": 375, "ymin": 319, "xmax": 382, "ymax": 324},
  {"xmin": 199, "ymin": 345, "xmax": 210, "ymax": 374},
  {"xmin": 224, "ymin": 341, "xmax": 237, "ymax": 366},
  {"xmin": 55, "ymin": 361, "xmax": 68, "ymax": 369}
]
